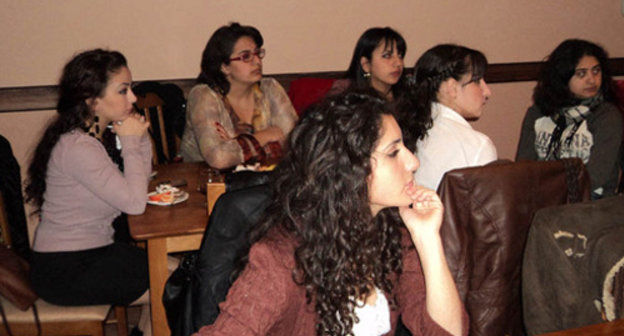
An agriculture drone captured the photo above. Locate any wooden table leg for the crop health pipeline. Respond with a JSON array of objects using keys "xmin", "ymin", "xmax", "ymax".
[{"xmin": 147, "ymin": 238, "xmax": 170, "ymax": 336}]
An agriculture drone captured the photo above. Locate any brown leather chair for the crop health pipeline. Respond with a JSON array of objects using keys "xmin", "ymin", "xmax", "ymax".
[
  {"xmin": 523, "ymin": 195, "xmax": 624, "ymax": 335},
  {"xmin": 437, "ymin": 158, "xmax": 591, "ymax": 336}
]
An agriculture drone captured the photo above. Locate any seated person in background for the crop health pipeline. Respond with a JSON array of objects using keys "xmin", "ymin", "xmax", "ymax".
[
  {"xmin": 179, "ymin": 22, "xmax": 298, "ymax": 170},
  {"xmin": 407, "ymin": 44, "xmax": 497, "ymax": 191},
  {"xmin": 289, "ymin": 27, "xmax": 410, "ymax": 117},
  {"xmin": 340, "ymin": 27, "xmax": 428, "ymax": 150},
  {"xmin": 341, "ymin": 27, "xmax": 408, "ymax": 102},
  {"xmin": 516, "ymin": 39, "xmax": 622, "ymax": 199},
  {"xmin": 26, "ymin": 49, "xmax": 152, "ymax": 335},
  {"xmin": 194, "ymin": 91, "xmax": 468, "ymax": 336}
]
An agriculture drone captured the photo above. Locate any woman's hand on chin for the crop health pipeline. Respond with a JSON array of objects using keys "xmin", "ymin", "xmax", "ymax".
[
  {"xmin": 398, "ymin": 187, "xmax": 443, "ymax": 240},
  {"xmin": 113, "ymin": 113, "xmax": 150, "ymax": 137}
]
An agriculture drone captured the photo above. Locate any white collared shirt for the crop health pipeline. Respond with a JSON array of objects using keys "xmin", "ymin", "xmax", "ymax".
[{"xmin": 414, "ymin": 102, "xmax": 498, "ymax": 191}]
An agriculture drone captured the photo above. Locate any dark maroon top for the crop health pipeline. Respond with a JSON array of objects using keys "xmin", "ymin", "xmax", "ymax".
[{"xmin": 194, "ymin": 228, "xmax": 469, "ymax": 336}]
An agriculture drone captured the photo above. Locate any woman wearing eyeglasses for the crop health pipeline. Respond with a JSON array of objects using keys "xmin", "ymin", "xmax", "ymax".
[{"xmin": 179, "ymin": 22, "xmax": 298, "ymax": 169}]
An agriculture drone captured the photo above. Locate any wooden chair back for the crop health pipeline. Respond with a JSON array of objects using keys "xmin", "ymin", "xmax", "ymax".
[
  {"xmin": 0, "ymin": 192, "xmax": 11, "ymax": 248},
  {"xmin": 135, "ymin": 92, "xmax": 171, "ymax": 165}
]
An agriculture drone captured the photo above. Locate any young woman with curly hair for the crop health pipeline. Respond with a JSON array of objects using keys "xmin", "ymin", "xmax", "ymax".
[
  {"xmin": 194, "ymin": 90, "xmax": 467, "ymax": 336},
  {"xmin": 516, "ymin": 39, "xmax": 622, "ymax": 199}
]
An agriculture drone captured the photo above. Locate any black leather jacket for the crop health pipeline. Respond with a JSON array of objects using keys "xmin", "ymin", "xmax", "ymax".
[{"xmin": 0, "ymin": 134, "xmax": 30, "ymax": 260}]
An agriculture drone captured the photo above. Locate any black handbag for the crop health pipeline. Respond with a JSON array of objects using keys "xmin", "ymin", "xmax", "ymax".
[{"xmin": 162, "ymin": 252, "xmax": 199, "ymax": 336}]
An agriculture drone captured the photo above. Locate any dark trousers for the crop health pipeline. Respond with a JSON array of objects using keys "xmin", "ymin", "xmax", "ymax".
[{"xmin": 30, "ymin": 242, "xmax": 148, "ymax": 306}]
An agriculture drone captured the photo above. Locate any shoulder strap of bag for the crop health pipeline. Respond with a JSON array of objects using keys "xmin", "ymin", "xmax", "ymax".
[
  {"xmin": 0, "ymin": 244, "xmax": 41, "ymax": 336},
  {"xmin": 0, "ymin": 300, "xmax": 14, "ymax": 336}
]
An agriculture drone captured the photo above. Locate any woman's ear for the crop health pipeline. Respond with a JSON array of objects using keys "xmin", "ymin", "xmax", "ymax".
[
  {"xmin": 366, "ymin": 158, "xmax": 376, "ymax": 184},
  {"xmin": 439, "ymin": 78, "xmax": 459, "ymax": 100},
  {"xmin": 220, "ymin": 63, "xmax": 230, "ymax": 77},
  {"xmin": 85, "ymin": 97, "xmax": 98, "ymax": 112},
  {"xmin": 360, "ymin": 57, "xmax": 371, "ymax": 74}
]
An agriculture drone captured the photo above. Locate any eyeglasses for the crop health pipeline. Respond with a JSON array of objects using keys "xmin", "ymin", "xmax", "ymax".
[{"xmin": 229, "ymin": 48, "xmax": 266, "ymax": 63}]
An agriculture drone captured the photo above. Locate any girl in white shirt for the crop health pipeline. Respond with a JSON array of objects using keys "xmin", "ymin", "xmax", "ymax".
[{"xmin": 407, "ymin": 44, "xmax": 498, "ymax": 190}]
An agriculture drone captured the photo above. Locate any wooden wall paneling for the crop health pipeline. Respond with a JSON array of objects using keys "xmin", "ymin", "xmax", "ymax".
[{"xmin": 1, "ymin": 58, "xmax": 622, "ymax": 113}]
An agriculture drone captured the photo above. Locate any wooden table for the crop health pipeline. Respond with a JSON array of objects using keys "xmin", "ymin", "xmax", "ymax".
[
  {"xmin": 538, "ymin": 319, "xmax": 624, "ymax": 335},
  {"xmin": 128, "ymin": 162, "xmax": 210, "ymax": 336}
]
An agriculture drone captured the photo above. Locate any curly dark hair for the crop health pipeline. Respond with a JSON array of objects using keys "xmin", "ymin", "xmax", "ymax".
[
  {"xmin": 197, "ymin": 22, "xmax": 263, "ymax": 95},
  {"xmin": 25, "ymin": 49, "xmax": 128, "ymax": 210},
  {"xmin": 397, "ymin": 44, "xmax": 487, "ymax": 149},
  {"xmin": 533, "ymin": 39, "xmax": 616, "ymax": 117},
  {"xmin": 345, "ymin": 27, "xmax": 408, "ymax": 97},
  {"xmin": 244, "ymin": 90, "xmax": 404, "ymax": 335}
]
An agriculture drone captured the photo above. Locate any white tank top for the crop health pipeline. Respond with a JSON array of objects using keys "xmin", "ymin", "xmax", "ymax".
[{"xmin": 351, "ymin": 287, "xmax": 391, "ymax": 336}]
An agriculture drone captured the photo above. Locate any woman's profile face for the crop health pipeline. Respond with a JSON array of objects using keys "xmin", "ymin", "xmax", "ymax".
[
  {"xmin": 452, "ymin": 72, "xmax": 492, "ymax": 119},
  {"xmin": 361, "ymin": 41, "xmax": 404, "ymax": 95},
  {"xmin": 221, "ymin": 36, "xmax": 263, "ymax": 87},
  {"xmin": 568, "ymin": 55, "xmax": 602, "ymax": 100},
  {"xmin": 91, "ymin": 66, "xmax": 137, "ymax": 125},
  {"xmin": 368, "ymin": 114, "xmax": 419, "ymax": 216}
]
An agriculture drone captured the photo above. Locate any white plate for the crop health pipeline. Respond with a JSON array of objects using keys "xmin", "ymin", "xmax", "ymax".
[{"xmin": 146, "ymin": 191, "xmax": 189, "ymax": 206}]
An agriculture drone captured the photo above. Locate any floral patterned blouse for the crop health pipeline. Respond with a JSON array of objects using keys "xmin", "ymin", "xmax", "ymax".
[{"xmin": 179, "ymin": 78, "xmax": 297, "ymax": 169}]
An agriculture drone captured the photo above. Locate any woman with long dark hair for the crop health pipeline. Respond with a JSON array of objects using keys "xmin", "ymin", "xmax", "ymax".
[
  {"xmin": 179, "ymin": 22, "xmax": 298, "ymax": 169},
  {"xmin": 26, "ymin": 49, "xmax": 152, "ymax": 335},
  {"xmin": 340, "ymin": 27, "xmax": 427, "ymax": 151},
  {"xmin": 343, "ymin": 27, "xmax": 407, "ymax": 101},
  {"xmin": 194, "ymin": 90, "xmax": 467, "ymax": 336},
  {"xmin": 407, "ymin": 44, "xmax": 497, "ymax": 191},
  {"xmin": 516, "ymin": 39, "xmax": 622, "ymax": 199}
]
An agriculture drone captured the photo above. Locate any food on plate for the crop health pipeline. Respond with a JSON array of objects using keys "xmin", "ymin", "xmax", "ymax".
[
  {"xmin": 233, "ymin": 163, "xmax": 276, "ymax": 172},
  {"xmin": 258, "ymin": 164, "xmax": 276, "ymax": 171},
  {"xmin": 148, "ymin": 191, "xmax": 174, "ymax": 203},
  {"xmin": 148, "ymin": 184, "xmax": 182, "ymax": 204}
]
